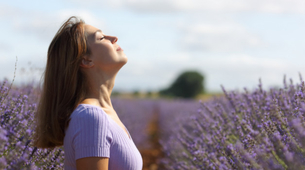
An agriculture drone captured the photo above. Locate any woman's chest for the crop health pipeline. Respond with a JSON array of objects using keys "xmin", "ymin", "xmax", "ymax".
[
  {"xmin": 108, "ymin": 114, "xmax": 131, "ymax": 139},
  {"xmin": 108, "ymin": 121, "xmax": 143, "ymax": 170}
]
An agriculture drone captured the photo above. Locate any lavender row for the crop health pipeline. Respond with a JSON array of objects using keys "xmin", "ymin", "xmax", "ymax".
[
  {"xmin": 158, "ymin": 77, "xmax": 305, "ymax": 170},
  {"xmin": 0, "ymin": 80, "xmax": 157, "ymax": 169},
  {"xmin": 112, "ymin": 98, "xmax": 157, "ymax": 150},
  {"xmin": 5, "ymin": 75, "xmax": 305, "ymax": 169},
  {"xmin": 0, "ymin": 80, "xmax": 64, "ymax": 169},
  {"xmin": 157, "ymin": 99, "xmax": 200, "ymax": 142}
]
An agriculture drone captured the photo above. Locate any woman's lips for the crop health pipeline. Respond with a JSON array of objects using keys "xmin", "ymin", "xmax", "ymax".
[{"xmin": 116, "ymin": 46, "xmax": 123, "ymax": 51}]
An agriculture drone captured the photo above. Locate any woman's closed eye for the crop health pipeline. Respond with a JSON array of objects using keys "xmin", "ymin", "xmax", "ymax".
[{"xmin": 100, "ymin": 37, "xmax": 105, "ymax": 40}]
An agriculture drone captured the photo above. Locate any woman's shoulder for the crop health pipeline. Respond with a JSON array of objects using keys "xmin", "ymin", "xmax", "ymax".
[
  {"xmin": 67, "ymin": 104, "xmax": 112, "ymax": 134},
  {"xmin": 70, "ymin": 104, "xmax": 109, "ymax": 120}
]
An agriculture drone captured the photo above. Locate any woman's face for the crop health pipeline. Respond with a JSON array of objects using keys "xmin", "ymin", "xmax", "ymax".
[{"xmin": 84, "ymin": 24, "xmax": 127, "ymax": 71}]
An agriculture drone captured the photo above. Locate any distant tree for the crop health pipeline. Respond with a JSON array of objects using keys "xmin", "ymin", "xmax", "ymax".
[
  {"xmin": 111, "ymin": 90, "xmax": 120, "ymax": 96},
  {"xmin": 160, "ymin": 71, "xmax": 205, "ymax": 98},
  {"xmin": 133, "ymin": 90, "xmax": 139, "ymax": 97},
  {"xmin": 146, "ymin": 91, "xmax": 153, "ymax": 97}
]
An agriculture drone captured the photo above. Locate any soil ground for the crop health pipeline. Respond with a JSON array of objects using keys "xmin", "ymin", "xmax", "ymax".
[{"xmin": 139, "ymin": 112, "xmax": 164, "ymax": 170}]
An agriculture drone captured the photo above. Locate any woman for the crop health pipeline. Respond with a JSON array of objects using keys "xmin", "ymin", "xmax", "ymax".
[{"xmin": 33, "ymin": 16, "xmax": 143, "ymax": 170}]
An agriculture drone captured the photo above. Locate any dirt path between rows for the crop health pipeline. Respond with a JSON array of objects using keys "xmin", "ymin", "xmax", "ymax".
[{"xmin": 139, "ymin": 110, "xmax": 164, "ymax": 170}]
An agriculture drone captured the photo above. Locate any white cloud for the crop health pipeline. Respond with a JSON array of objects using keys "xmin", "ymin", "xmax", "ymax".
[
  {"xmin": 220, "ymin": 54, "xmax": 287, "ymax": 69},
  {"xmin": 111, "ymin": 52, "xmax": 304, "ymax": 92},
  {"xmin": 0, "ymin": 2, "xmax": 21, "ymax": 17},
  {"xmin": 69, "ymin": 0, "xmax": 305, "ymax": 14},
  {"xmin": 0, "ymin": 3, "xmax": 105, "ymax": 43},
  {"xmin": 179, "ymin": 22, "xmax": 264, "ymax": 52},
  {"xmin": 0, "ymin": 42, "xmax": 13, "ymax": 52},
  {"xmin": 194, "ymin": 54, "xmax": 302, "ymax": 91},
  {"xmin": 12, "ymin": 9, "xmax": 105, "ymax": 42},
  {"xmin": 0, "ymin": 5, "xmax": 106, "ymax": 84}
]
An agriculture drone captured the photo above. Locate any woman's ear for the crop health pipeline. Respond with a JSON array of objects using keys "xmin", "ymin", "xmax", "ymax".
[{"xmin": 80, "ymin": 56, "xmax": 94, "ymax": 68}]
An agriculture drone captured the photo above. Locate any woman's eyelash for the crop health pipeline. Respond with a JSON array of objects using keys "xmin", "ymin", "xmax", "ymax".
[{"xmin": 100, "ymin": 37, "xmax": 105, "ymax": 40}]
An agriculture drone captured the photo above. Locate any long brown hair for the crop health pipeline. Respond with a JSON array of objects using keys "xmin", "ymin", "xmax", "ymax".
[{"xmin": 33, "ymin": 16, "xmax": 90, "ymax": 148}]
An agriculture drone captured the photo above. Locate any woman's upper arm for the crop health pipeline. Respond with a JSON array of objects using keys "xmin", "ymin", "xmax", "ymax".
[{"xmin": 76, "ymin": 157, "xmax": 109, "ymax": 170}]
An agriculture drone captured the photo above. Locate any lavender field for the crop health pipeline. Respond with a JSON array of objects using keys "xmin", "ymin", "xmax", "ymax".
[{"xmin": 1, "ymin": 76, "xmax": 305, "ymax": 170}]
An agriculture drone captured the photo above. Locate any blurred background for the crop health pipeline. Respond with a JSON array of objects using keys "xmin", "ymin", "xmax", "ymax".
[{"xmin": 1, "ymin": 0, "xmax": 305, "ymax": 94}]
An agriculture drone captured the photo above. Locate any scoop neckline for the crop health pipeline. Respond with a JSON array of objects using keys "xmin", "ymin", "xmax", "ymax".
[{"xmin": 78, "ymin": 104, "xmax": 132, "ymax": 140}]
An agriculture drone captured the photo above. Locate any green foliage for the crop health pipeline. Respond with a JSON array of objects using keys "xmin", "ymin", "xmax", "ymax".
[
  {"xmin": 111, "ymin": 90, "xmax": 120, "ymax": 96},
  {"xmin": 146, "ymin": 91, "xmax": 152, "ymax": 97},
  {"xmin": 160, "ymin": 71, "xmax": 205, "ymax": 98},
  {"xmin": 133, "ymin": 90, "xmax": 139, "ymax": 97}
]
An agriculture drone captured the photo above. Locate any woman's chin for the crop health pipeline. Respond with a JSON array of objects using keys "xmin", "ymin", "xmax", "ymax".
[
  {"xmin": 117, "ymin": 58, "xmax": 128, "ymax": 68},
  {"xmin": 121, "ymin": 55, "xmax": 128, "ymax": 64}
]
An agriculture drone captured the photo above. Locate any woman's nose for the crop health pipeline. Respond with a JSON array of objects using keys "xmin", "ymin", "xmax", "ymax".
[{"xmin": 108, "ymin": 36, "xmax": 118, "ymax": 44}]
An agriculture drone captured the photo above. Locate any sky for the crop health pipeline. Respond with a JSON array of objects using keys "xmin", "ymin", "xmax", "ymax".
[{"xmin": 1, "ymin": 0, "xmax": 305, "ymax": 92}]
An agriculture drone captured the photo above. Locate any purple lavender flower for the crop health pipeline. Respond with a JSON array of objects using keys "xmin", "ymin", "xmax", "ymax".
[{"xmin": 158, "ymin": 76, "xmax": 305, "ymax": 169}]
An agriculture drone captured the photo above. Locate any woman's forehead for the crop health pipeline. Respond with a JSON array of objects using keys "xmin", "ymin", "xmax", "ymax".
[
  {"xmin": 84, "ymin": 24, "xmax": 102, "ymax": 40},
  {"xmin": 84, "ymin": 24, "xmax": 99, "ymax": 33}
]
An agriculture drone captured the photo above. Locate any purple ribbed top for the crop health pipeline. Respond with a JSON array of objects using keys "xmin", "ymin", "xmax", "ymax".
[{"xmin": 64, "ymin": 104, "xmax": 143, "ymax": 170}]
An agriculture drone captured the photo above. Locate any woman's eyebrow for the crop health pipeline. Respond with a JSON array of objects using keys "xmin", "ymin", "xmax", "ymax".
[
  {"xmin": 95, "ymin": 29, "xmax": 103, "ymax": 35},
  {"xmin": 94, "ymin": 30, "xmax": 104, "ymax": 39}
]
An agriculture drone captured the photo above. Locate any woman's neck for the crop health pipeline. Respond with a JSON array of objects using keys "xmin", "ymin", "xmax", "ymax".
[{"xmin": 81, "ymin": 71, "xmax": 117, "ymax": 114}]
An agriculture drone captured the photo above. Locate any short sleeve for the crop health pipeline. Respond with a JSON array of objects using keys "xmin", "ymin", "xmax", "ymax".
[{"xmin": 71, "ymin": 106, "xmax": 113, "ymax": 160}]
